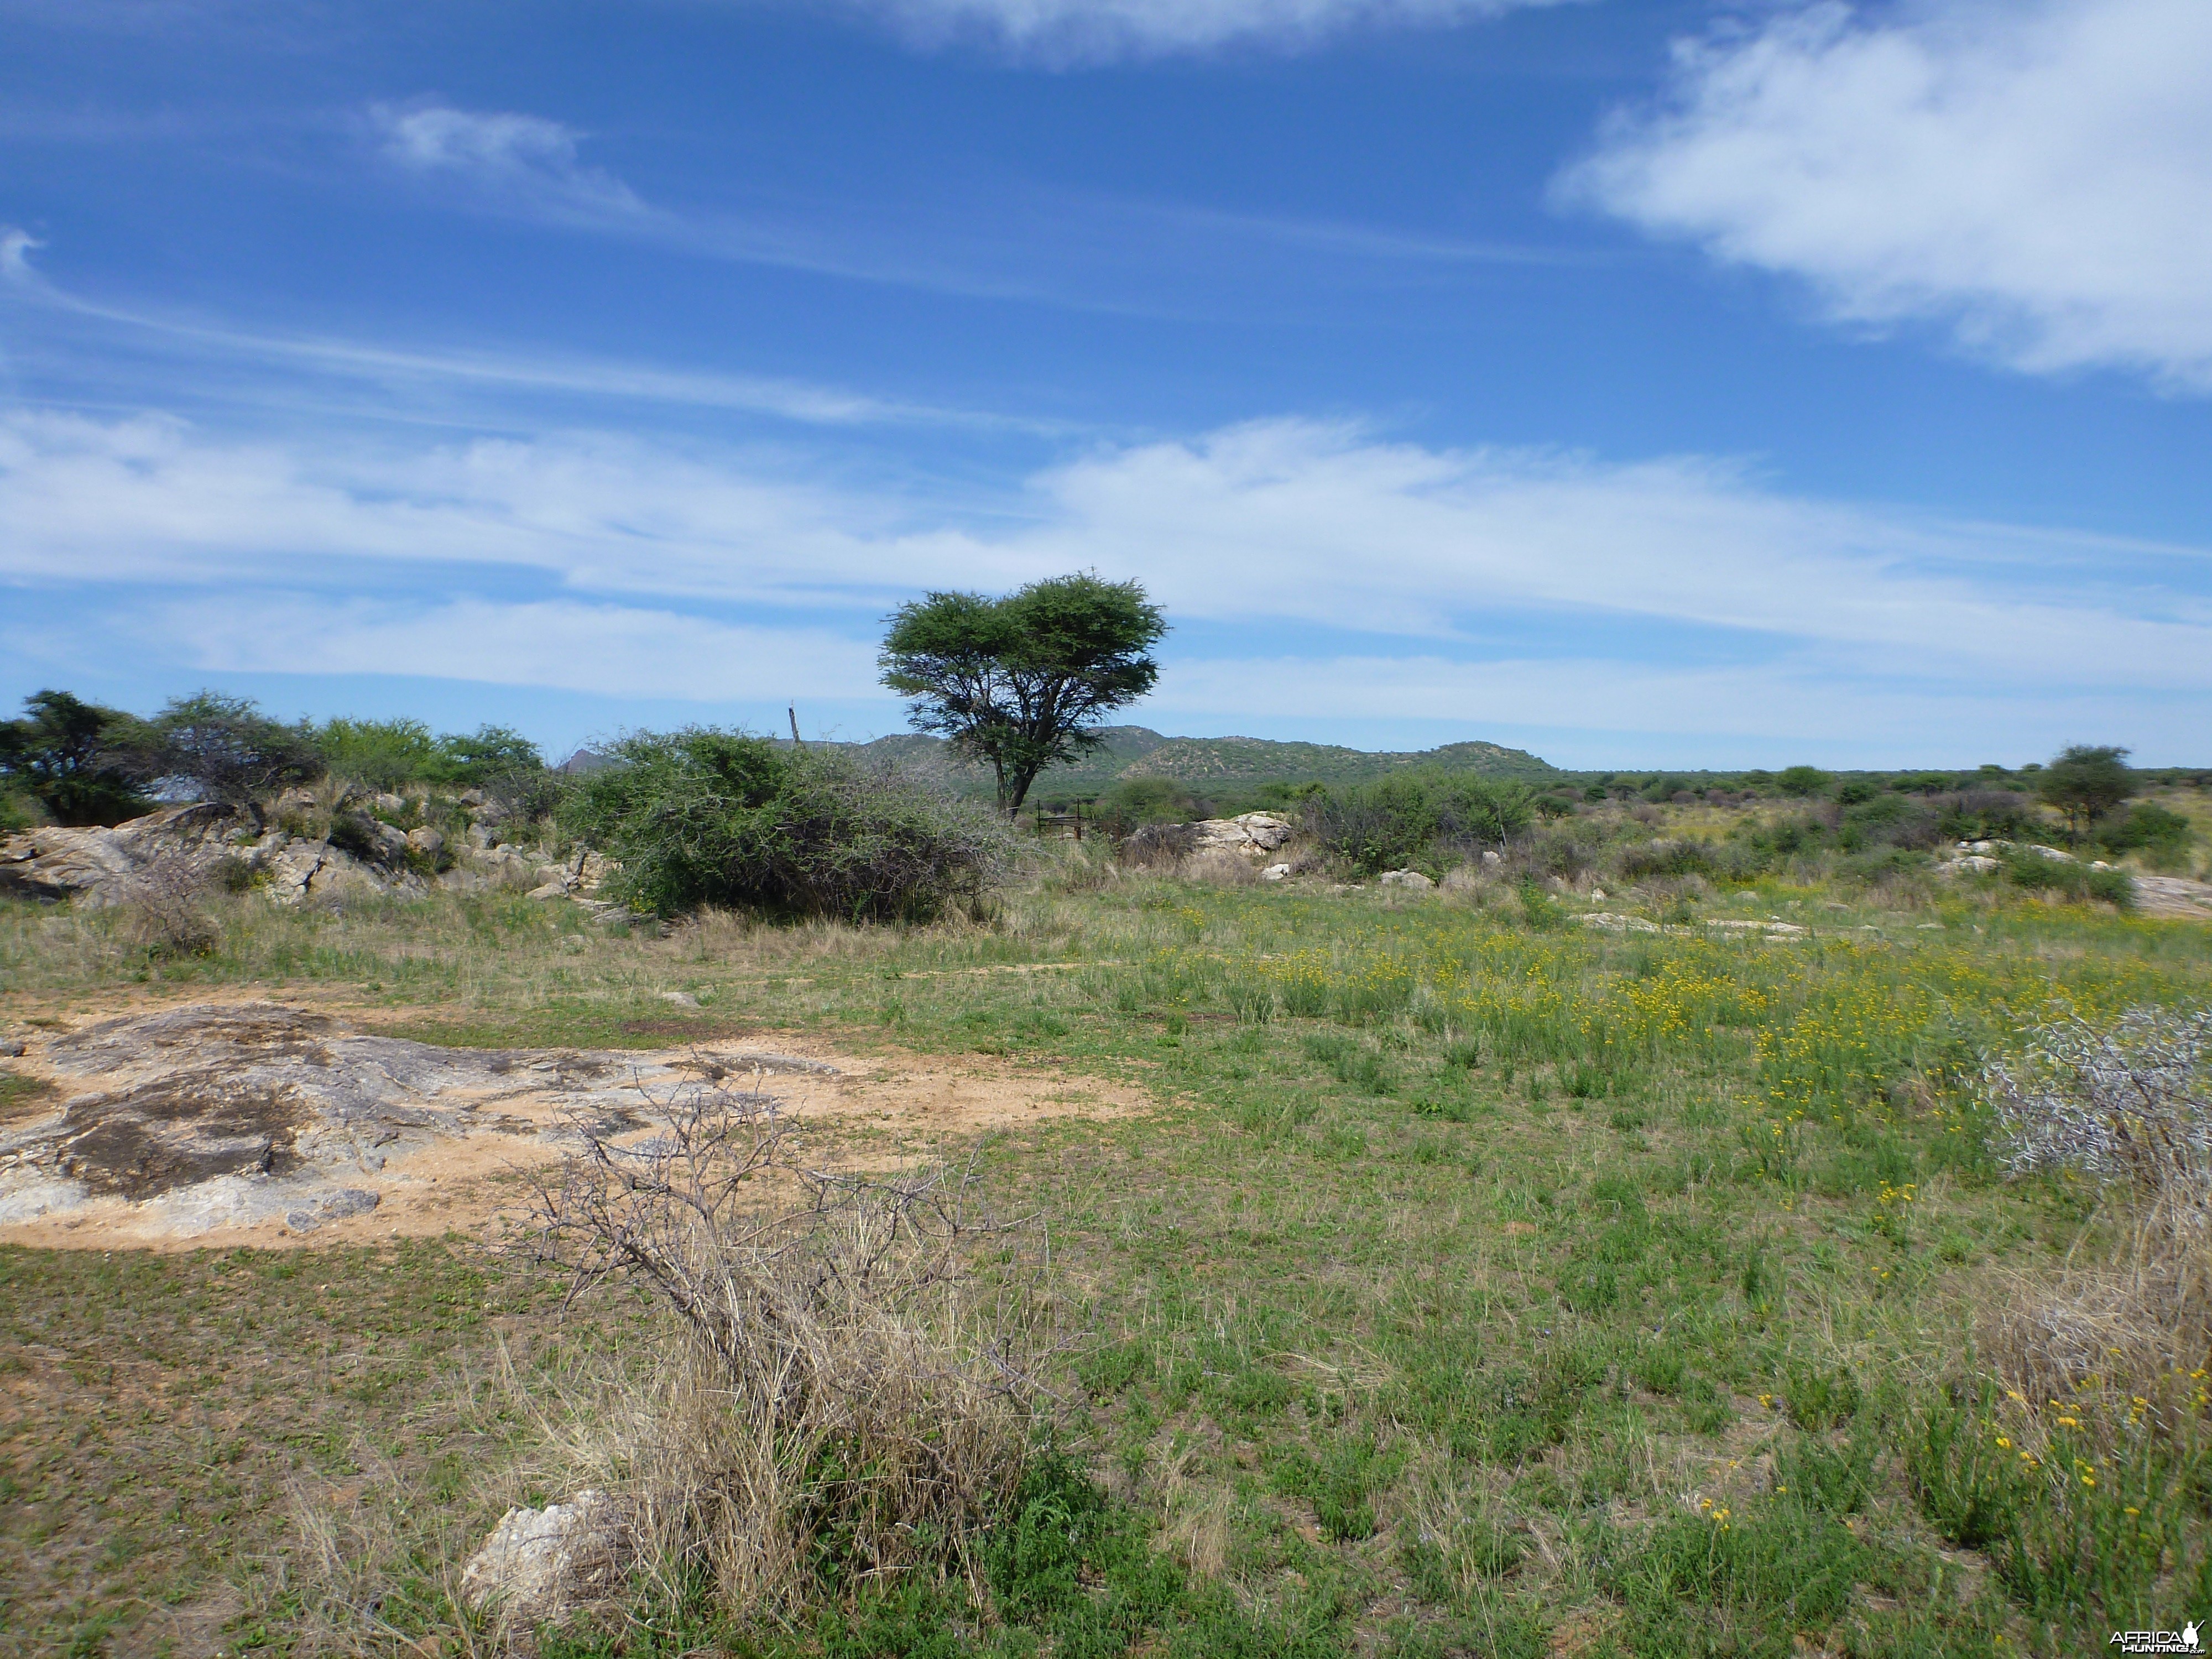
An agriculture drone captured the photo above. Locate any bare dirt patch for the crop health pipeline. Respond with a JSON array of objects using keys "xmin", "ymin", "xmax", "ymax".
[{"xmin": 0, "ymin": 1001, "xmax": 1147, "ymax": 1251}]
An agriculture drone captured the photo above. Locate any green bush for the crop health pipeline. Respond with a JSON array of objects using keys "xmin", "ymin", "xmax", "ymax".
[
  {"xmin": 559, "ymin": 729, "xmax": 1014, "ymax": 921},
  {"xmin": 1937, "ymin": 789, "xmax": 2036, "ymax": 842},
  {"xmin": 315, "ymin": 717, "xmax": 442, "ymax": 791},
  {"xmin": 1306, "ymin": 770, "xmax": 1536, "ymax": 874},
  {"xmin": 1837, "ymin": 794, "xmax": 1940, "ymax": 852},
  {"xmin": 2003, "ymin": 850, "xmax": 2134, "ymax": 909},
  {"xmin": 1616, "ymin": 838, "xmax": 1718, "ymax": 879},
  {"xmin": 1094, "ymin": 776, "xmax": 1209, "ymax": 835},
  {"xmin": 0, "ymin": 785, "xmax": 41, "ymax": 836},
  {"xmin": 1776, "ymin": 765, "xmax": 1833, "ymax": 798},
  {"xmin": 2096, "ymin": 801, "xmax": 2193, "ymax": 855}
]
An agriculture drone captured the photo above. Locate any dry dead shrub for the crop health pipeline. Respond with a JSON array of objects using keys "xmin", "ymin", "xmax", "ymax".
[
  {"xmin": 1119, "ymin": 822, "xmax": 1195, "ymax": 869},
  {"xmin": 121, "ymin": 855, "xmax": 221, "ymax": 957},
  {"xmin": 529, "ymin": 1079, "xmax": 1065, "ymax": 1624},
  {"xmin": 1980, "ymin": 1006, "xmax": 2212, "ymax": 1441},
  {"xmin": 1180, "ymin": 849, "xmax": 1258, "ymax": 888}
]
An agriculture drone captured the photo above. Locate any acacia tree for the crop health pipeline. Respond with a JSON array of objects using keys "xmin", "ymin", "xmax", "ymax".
[
  {"xmin": 119, "ymin": 692, "xmax": 322, "ymax": 806},
  {"xmin": 879, "ymin": 573, "xmax": 1166, "ymax": 816},
  {"xmin": 2038, "ymin": 744, "xmax": 2132, "ymax": 841},
  {"xmin": 0, "ymin": 690, "xmax": 148, "ymax": 826}
]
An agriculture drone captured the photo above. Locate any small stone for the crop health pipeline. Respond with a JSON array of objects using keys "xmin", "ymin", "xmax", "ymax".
[
  {"xmin": 1480, "ymin": 850, "xmax": 1502, "ymax": 868},
  {"xmin": 461, "ymin": 1490, "xmax": 627, "ymax": 1624},
  {"xmin": 1379, "ymin": 869, "xmax": 1434, "ymax": 890},
  {"xmin": 1261, "ymin": 863, "xmax": 1291, "ymax": 881},
  {"xmin": 659, "ymin": 991, "xmax": 700, "ymax": 1009},
  {"xmin": 0, "ymin": 1038, "xmax": 24, "ymax": 1057},
  {"xmin": 1589, "ymin": 888, "xmax": 1606, "ymax": 901},
  {"xmin": 406, "ymin": 826, "xmax": 445, "ymax": 857},
  {"xmin": 526, "ymin": 881, "xmax": 569, "ymax": 900}
]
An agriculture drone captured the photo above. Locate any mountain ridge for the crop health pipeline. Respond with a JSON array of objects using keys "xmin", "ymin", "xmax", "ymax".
[{"xmin": 843, "ymin": 726, "xmax": 1554, "ymax": 797}]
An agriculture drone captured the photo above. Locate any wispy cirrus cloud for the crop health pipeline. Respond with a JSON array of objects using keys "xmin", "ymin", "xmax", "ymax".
[
  {"xmin": 145, "ymin": 594, "xmax": 883, "ymax": 701},
  {"xmin": 836, "ymin": 0, "xmax": 1576, "ymax": 62},
  {"xmin": 348, "ymin": 101, "xmax": 1574, "ymax": 314},
  {"xmin": 4, "ymin": 408, "xmax": 2208, "ymax": 756},
  {"xmin": 1560, "ymin": 0, "xmax": 2212, "ymax": 389},
  {"xmin": 368, "ymin": 102, "xmax": 645, "ymax": 220},
  {"xmin": 0, "ymin": 228, "xmax": 1049, "ymax": 431}
]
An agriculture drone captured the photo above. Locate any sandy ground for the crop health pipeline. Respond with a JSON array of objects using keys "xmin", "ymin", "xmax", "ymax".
[{"xmin": 0, "ymin": 997, "xmax": 1147, "ymax": 1253}]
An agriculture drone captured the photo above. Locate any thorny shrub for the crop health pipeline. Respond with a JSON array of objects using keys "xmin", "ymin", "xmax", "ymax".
[
  {"xmin": 1984, "ymin": 1006, "xmax": 2212, "ymax": 1192},
  {"xmin": 528, "ymin": 1077, "xmax": 1067, "ymax": 1624},
  {"xmin": 120, "ymin": 855, "xmax": 221, "ymax": 957}
]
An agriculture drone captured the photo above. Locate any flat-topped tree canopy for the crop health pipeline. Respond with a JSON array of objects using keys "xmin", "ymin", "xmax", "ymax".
[{"xmin": 879, "ymin": 572, "xmax": 1167, "ymax": 816}]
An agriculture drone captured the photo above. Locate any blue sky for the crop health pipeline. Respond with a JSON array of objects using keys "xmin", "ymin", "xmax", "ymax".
[{"xmin": 3, "ymin": 0, "xmax": 2208, "ymax": 769}]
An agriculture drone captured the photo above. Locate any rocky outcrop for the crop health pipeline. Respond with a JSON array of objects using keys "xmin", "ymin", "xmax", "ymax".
[
  {"xmin": 2135, "ymin": 876, "xmax": 2212, "ymax": 920},
  {"xmin": 461, "ymin": 1490, "xmax": 630, "ymax": 1624},
  {"xmin": 1191, "ymin": 813, "xmax": 1294, "ymax": 857},
  {"xmin": 1, "ymin": 796, "xmax": 639, "ymax": 920},
  {"xmin": 0, "ymin": 1002, "xmax": 829, "ymax": 1240},
  {"xmin": 0, "ymin": 804, "xmax": 252, "ymax": 904}
]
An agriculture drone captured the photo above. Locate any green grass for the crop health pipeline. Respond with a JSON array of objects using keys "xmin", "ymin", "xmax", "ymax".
[{"xmin": 3, "ymin": 857, "xmax": 2211, "ymax": 1655}]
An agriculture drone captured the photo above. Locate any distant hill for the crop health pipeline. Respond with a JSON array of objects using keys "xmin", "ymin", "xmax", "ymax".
[{"xmin": 834, "ymin": 727, "xmax": 1553, "ymax": 799}]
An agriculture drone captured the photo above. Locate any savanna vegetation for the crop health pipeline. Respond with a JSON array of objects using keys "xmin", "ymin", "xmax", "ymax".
[{"xmin": 5, "ymin": 723, "xmax": 2212, "ymax": 1656}]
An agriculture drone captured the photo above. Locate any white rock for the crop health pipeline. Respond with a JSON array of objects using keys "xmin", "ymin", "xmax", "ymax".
[
  {"xmin": 1589, "ymin": 888, "xmax": 1606, "ymax": 901},
  {"xmin": 659, "ymin": 990, "xmax": 700, "ymax": 1009},
  {"xmin": 1261, "ymin": 863, "xmax": 1291, "ymax": 881},
  {"xmin": 1943, "ymin": 855, "xmax": 2001, "ymax": 875},
  {"xmin": 1480, "ymin": 850, "xmax": 1502, "ymax": 868},
  {"xmin": 1580, "ymin": 911, "xmax": 1661, "ymax": 934},
  {"xmin": 0, "ymin": 803, "xmax": 252, "ymax": 906},
  {"xmin": 373, "ymin": 792, "xmax": 406, "ymax": 815},
  {"xmin": 406, "ymin": 826, "xmax": 445, "ymax": 857},
  {"xmin": 461, "ymin": 1490, "xmax": 627, "ymax": 1624},
  {"xmin": 1233, "ymin": 812, "xmax": 1293, "ymax": 851},
  {"xmin": 1379, "ymin": 869, "xmax": 1434, "ymax": 890}
]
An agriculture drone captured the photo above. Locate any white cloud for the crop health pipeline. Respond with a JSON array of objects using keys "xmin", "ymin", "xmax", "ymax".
[
  {"xmin": 369, "ymin": 103, "xmax": 643, "ymax": 218},
  {"xmin": 149, "ymin": 594, "xmax": 880, "ymax": 701},
  {"xmin": 4, "ymin": 409, "xmax": 2208, "ymax": 743},
  {"xmin": 1561, "ymin": 0, "xmax": 2212, "ymax": 388},
  {"xmin": 842, "ymin": 0, "xmax": 1571, "ymax": 61}
]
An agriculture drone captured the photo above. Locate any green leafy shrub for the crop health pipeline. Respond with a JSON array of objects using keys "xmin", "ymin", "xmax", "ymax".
[
  {"xmin": 0, "ymin": 785, "xmax": 40, "ymax": 835},
  {"xmin": 2096, "ymin": 801, "xmax": 2193, "ymax": 855},
  {"xmin": 1305, "ymin": 770, "xmax": 1536, "ymax": 874},
  {"xmin": 1837, "ymin": 794, "xmax": 1940, "ymax": 852},
  {"xmin": 559, "ymin": 728, "xmax": 1014, "ymax": 921},
  {"xmin": 1776, "ymin": 765, "xmax": 1833, "ymax": 798},
  {"xmin": 315, "ymin": 717, "xmax": 442, "ymax": 791},
  {"xmin": 1938, "ymin": 789, "xmax": 2036, "ymax": 842},
  {"xmin": 2002, "ymin": 849, "xmax": 2135, "ymax": 908}
]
